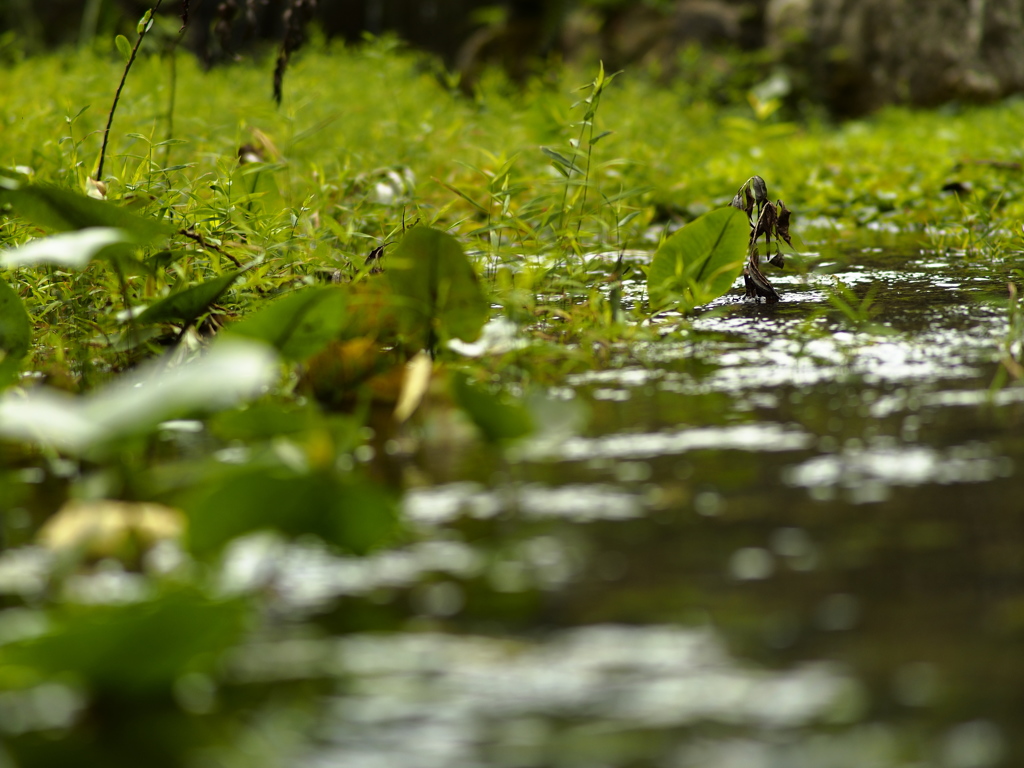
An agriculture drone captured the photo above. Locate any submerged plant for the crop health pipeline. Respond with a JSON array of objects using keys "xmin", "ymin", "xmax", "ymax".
[{"xmin": 729, "ymin": 174, "xmax": 793, "ymax": 304}]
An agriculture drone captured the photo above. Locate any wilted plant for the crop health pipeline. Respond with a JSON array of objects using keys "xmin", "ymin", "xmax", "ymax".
[{"xmin": 729, "ymin": 174, "xmax": 793, "ymax": 304}]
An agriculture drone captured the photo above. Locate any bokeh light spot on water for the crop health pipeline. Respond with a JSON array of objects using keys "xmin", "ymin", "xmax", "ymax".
[
  {"xmin": 892, "ymin": 662, "xmax": 940, "ymax": 707},
  {"xmin": 814, "ymin": 593, "xmax": 860, "ymax": 631},
  {"xmin": 694, "ymin": 491, "xmax": 722, "ymax": 517},
  {"xmin": 784, "ymin": 442, "xmax": 1012, "ymax": 500},
  {"xmin": 941, "ymin": 720, "xmax": 1005, "ymax": 768},
  {"xmin": 0, "ymin": 683, "xmax": 83, "ymax": 735},
  {"xmin": 770, "ymin": 527, "xmax": 820, "ymax": 571},
  {"xmin": 413, "ymin": 581, "xmax": 465, "ymax": 617},
  {"xmin": 296, "ymin": 625, "xmax": 862, "ymax": 768},
  {"xmin": 729, "ymin": 548, "xmax": 775, "ymax": 581}
]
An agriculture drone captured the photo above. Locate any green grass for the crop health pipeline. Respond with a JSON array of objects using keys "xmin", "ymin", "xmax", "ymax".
[
  {"xmin": 4, "ymin": 37, "xmax": 1024, "ymax": 250},
  {"xmin": 2, "ymin": 37, "xmax": 1023, "ymax": 381}
]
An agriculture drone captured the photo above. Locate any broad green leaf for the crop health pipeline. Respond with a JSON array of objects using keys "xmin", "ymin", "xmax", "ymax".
[
  {"xmin": 0, "ymin": 589, "xmax": 248, "ymax": 695},
  {"xmin": 225, "ymin": 285, "xmax": 350, "ymax": 361},
  {"xmin": 0, "ymin": 273, "xmax": 31, "ymax": 387},
  {"xmin": 386, "ymin": 226, "xmax": 488, "ymax": 348},
  {"xmin": 209, "ymin": 401, "xmax": 336, "ymax": 441},
  {"xmin": 451, "ymin": 372, "xmax": 533, "ymax": 444},
  {"xmin": 0, "ymin": 340, "xmax": 279, "ymax": 456},
  {"xmin": 0, "ymin": 183, "xmax": 171, "ymax": 244},
  {"xmin": 137, "ymin": 268, "xmax": 247, "ymax": 326},
  {"xmin": 0, "ymin": 227, "xmax": 136, "ymax": 270},
  {"xmin": 647, "ymin": 206, "xmax": 748, "ymax": 312},
  {"xmin": 114, "ymin": 34, "xmax": 132, "ymax": 62},
  {"xmin": 183, "ymin": 466, "xmax": 398, "ymax": 557}
]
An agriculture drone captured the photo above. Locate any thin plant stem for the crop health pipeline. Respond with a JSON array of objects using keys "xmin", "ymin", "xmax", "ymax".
[
  {"xmin": 163, "ymin": 36, "xmax": 180, "ymax": 167},
  {"xmin": 94, "ymin": 0, "xmax": 165, "ymax": 181}
]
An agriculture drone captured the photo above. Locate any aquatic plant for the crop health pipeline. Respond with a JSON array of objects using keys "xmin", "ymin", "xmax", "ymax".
[
  {"xmin": 729, "ymin": 174, "xmax": 793, "ymax": 304},
  {"xmin": 646, "ymin": 206, "xmax": 748, "ymax": 314}
]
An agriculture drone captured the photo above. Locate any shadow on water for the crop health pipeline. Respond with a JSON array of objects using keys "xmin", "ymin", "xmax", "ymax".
[{"xmin": 215, "ymin": 239, "xmax": 1024, "ymax": 766}]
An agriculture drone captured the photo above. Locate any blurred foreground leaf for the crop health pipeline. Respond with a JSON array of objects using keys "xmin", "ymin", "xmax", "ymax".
[
  {"xmin": 386, "ymin": 227, "xmax": 488, "ymax": 349},
  {"xmin": 183, "ymin": 466, "xmax": 398, "ymax": 557},
  {"xmin": 451, "ymin": 372, "xmax": 533, "ymax": 444},
  {"xmin": 0, "ymin": 340, "xmax": 279, "ymax": 456},
  {"xmin": 225, "ymin": 285, "xmax": 349, "ymax": 361},
  {"xmin": 0, "ymin": 184, "xmax": 171, "ymax": 243},
  {"xmin": 0, "ymin": 227, "xmax": 138, "ymax": 270},
  {"xmin": 137, "ymin": 268, "xmax": 248, "ymax": 327},
  {"xmin": 0, "ymin": 272, "xmax": 31, "ymax": 386},
  {"xmin": 0, "ymin": 589, "xmax": 249, "ymax": 696}
]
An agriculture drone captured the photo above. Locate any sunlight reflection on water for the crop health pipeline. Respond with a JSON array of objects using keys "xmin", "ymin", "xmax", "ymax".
[{"xmin": 298, "ymin": 626, "xmax": 863, "ymax": 768}]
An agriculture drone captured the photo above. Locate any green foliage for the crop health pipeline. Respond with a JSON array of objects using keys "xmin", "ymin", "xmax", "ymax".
[
  {"xmin": 0, "ymin": 340, "xmax": 279, "ymax": 456},
  {"xmin": 0, "ymin": 589, "xmax": 248, "ymax": 696},
  {"xmin": 386, "ymin": 226, "xmax": 489, "ymax": 350},
  {"xmin": 114, "ymin": 35, "xmax": 132, "ymax": 63},
  {"xmin": 0, "ymin": 183, "xmax": 170, "ymax": 243},
  {"xmin": 137, "ymin": 268, "xmax": 248, "ymax": 327},
  {"xmin": 647, "ymin": 207, "xmax": 749, "ymax": 312},
  {"xmin": 451, "ymin": 372, "xmax": 534, "ymax": 444},
  {"xmin": 0, "ymin": 272, "xmax": 31, "ymax": 386},
  {"xmin": 225, "ymin": 285, "xmax": 351, "ymax": 361},
  {"xmin": 183, "ymin": 465, "xmax": 398, "ymax": 557}
]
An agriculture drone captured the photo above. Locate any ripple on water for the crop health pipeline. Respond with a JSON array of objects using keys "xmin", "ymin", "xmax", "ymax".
[
  {"xmin": 784, "ymin": 441, "xmax": 1014, "ymax": 502},
  {"xmin": 404, "ymin": 482, "xmax": 644, "ymax": 525},
  {"xmin": 547, "ymin": 423, "xmax": 813, "ymax": 462},
  {"xmin": 294, "ymin": 625, "xmax": 861, "ymax": 768}
]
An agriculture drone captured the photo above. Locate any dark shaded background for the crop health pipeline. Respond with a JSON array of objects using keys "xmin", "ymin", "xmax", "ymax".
[{"xmin": 4, "ymin": 0, "xmax": 1024, "ymax": 116}]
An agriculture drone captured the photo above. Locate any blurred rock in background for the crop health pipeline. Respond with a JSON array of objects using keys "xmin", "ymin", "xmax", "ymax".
[{"xmin": 766, "ymin": 0, "xmax": 1024, "ymax": 115}]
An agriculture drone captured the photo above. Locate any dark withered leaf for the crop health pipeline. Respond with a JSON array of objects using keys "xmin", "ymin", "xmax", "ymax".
[
  {"xmin": 730, "ymin": 182, "xmax": 755, "ymax": 218},
  {"xmin": 366, "ymin": 244, "xmax": 386, "ymax": 274},
  {"xmin": 768, "ymin": 250, "xmax": 785, "ymax": 269},
  {"xmin": 750, "ymin": 175, "xmax": 768, "ymax": 208},
  {"xmin": 754, "ymin": 199, "xmax": 777, "ymax": 241},
  {"xmin": 776, "ymin": 199, "xmax": 793, "ymax": 246},
  {"xmin": 179, "ymin": 0, "xmax": 190, "ymax": 31}
]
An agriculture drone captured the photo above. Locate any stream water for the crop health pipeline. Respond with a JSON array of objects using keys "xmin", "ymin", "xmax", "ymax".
[
  {"xmin": 222, "ymin": 237, "xmax": 1024, "ymax": 767},
  {"xmin": 2, "ymin": 235, "xmax": 1021, "ymax": 767}
]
